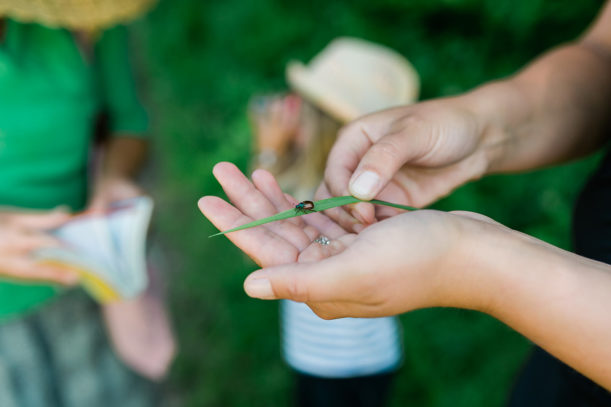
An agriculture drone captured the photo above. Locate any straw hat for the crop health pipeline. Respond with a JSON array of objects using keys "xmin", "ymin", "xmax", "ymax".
[
  {"xmin": 286, "ymin": 37, "xmax": 420, "ymax": 124},
  {"xmin": 0, "ymin": 0, "xmax": 156, "ymax": 31}
]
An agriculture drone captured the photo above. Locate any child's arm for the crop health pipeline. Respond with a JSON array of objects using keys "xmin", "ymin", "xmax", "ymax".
[
  {"xmin": 88, "ymin": 136, "xmax": 148, "ymax": 211},
  {"xmin": 88, "ymin": 25, "xmax": 175, "ymax": 380}
]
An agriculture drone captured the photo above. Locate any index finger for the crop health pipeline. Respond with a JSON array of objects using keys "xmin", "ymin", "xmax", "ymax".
[
  {"xmin": 198, "ymin": 196, "xmax": 300, "ymax": 267},
  {"xmin": 213, "ymin": 162, "xmax": 280, "ymax": 219},
  {"xmin": 323, "ymin": 110, "xmax": 396, "ymax": 199}
]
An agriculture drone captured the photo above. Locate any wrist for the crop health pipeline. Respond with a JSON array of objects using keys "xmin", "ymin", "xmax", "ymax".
[
  {"xmin": 461, "ymin": 79, "xmax": 531, "ymax": 175},
  {"xmin": 90, "ymin": 177, "xmax": 143, "ymax": 208},
  {"xmin": 462, "ymin": 222, "xmax": 579, "ymax": 319},
  {"xmin": 98, "ymin": 173, "xmax": 134, "ymax": 184},
  {"xmin": 434, "ymin": 215, "xmax": 530, "ymax": 314},
  {"xmin": 93, "ymin": 175, "xmax": 135, "ymax": 195},
  {"xmin": 101, "ymin": 137, "xmax": 148, "ymax": 180}
]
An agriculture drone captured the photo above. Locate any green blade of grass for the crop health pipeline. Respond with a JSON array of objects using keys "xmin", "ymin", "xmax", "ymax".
[{"xmin": 209, "ymin": 196, "xmax": 418, "ymax": 237}]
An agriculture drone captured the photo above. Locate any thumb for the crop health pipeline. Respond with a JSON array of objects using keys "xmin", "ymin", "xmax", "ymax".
[
  {"xmin": 243, "ymin": 256, "xmax": 352, "ymax": 302},
  {"xmin": 348, "ymin": 122, "xmax": 432, "ymax": 201}
]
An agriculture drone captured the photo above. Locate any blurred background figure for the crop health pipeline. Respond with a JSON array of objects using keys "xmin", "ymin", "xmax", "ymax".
[
  {"xmin": 248, "ymin": 37, "xmax": 419, "ymax": 407},
  {"xmin": 0, "ymin": 1, "xmax": 174, "ymax": 406},
  {"xmin": 250, "ymin": 37, "xmax": 419, "ymax": 201}
]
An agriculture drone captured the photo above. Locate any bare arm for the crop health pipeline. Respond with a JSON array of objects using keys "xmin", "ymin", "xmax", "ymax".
[
  {"xmin": 467, "ymin": 1, "xmax": 611, "ymax": 172},
  {"xmin": 471, "ymin": 224, "xmax": 611, "ymax": 389},
  {"xmin": 321, "ymin": 1, "xmax": 611, "ymax": 228},
  {"xmin": 199, "ymin": 163, "xmax": 611, "ymax": 389},
  {"xmin": 93, "ymin": 135, "xmax": 176, "ymax": 380},
  {"xmin": 89, "ymin": 136, "xmax": 148, "ymax": 210},
  {"xmin": 253, "ymin": 218, "xmax": 611, "ymax": 389},
  {"xmin": 98, "ymin": 136, "xmax": 148, "ymax": 180}
]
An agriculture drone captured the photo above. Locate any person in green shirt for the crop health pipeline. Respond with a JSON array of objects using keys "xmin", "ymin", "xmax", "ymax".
[{"xmin": 0, "ymin": 15, "xmax": 174, "ymax": 407}]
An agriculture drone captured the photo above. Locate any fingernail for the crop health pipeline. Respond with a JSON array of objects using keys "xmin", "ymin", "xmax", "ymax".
[
  {"xmin": 350, "ymin": 171, "xmax": 379, "ymax": 200},
  {"xmin": 245, "ymin": 278, "xmax": 275, "ymax": 299}
]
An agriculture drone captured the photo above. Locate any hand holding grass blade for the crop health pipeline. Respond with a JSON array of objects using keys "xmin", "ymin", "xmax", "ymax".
[{"xmin": 209, "ymin": 196, "xmax": 417, "ymax": 237}]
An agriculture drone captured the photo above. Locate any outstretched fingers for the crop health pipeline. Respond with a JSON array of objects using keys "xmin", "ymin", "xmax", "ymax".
[
  {"xmin": 250, "ymin": 168, "xmax": 316, "ymax": 250},
  {"xmin": 212, "ymin": 162, "xmax": 278, "ymax": 218},
  {"xmin": 198, "ymin": 196, "xmax": 299, "ymax": 267},
  {"xmin": 213, "ymin": 162, "xmax": 312, "ymax": 250}
]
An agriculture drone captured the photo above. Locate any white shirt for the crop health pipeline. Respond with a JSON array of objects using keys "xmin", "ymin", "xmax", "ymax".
[{"xmin": 281, "ymin": 300, "xmax": 403, "ymax": 378}]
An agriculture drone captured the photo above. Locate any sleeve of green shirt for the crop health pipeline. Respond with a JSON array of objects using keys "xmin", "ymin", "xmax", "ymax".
[{"xmin": 95, "ymin": 25, "xmax": 149, "ymax": 136}]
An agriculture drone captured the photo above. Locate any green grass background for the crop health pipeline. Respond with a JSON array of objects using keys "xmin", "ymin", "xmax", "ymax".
[{"xmin": 133, "ymin": 0, "xmax": 604, "ymax": 405}]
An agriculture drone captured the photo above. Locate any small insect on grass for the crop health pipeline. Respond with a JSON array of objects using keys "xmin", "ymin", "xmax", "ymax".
[
  {"xmin": 208, "ymin": 196, "xmax": 419, "ymax": 237},
  {"xmin": 294, "ymin": 200, "xmax": 315, "ymax": 214}
]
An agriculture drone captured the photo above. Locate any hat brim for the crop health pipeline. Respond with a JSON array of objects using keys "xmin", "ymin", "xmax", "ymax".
[{"xmin": 286, "ymin": 60, "xmax": 361, "ymax": 124}]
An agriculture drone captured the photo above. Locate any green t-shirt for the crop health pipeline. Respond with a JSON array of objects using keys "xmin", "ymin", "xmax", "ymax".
[{"xmin": 0, "ymin": 20, "xmax": 148, "ymax": 318}]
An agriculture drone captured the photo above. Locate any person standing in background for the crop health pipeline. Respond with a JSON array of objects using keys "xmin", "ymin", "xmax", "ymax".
[
  {"xmin": 248, "ymin": 38, "xmax": 419, "ymax": 407},
  {"xmin": 0, "ymin": 1, "xmax": 174, "ymax": 406}
]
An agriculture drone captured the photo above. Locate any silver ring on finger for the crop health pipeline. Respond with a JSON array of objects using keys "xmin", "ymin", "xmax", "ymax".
[{"xmin": 314, "ymin": 235, "xmax": 331, "ymax": 246}]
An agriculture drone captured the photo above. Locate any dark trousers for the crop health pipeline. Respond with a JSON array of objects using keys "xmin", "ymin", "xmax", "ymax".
[
  {"xmin": 294, "ymin": 371, "xmax": 395, "ymax": 407},
  {"xmin": 508, "ymin": 149, "xmax": 611, "ymax": 406},
  {"xmin": 507, "ymin": 347, "xmax": 611, "ymax": 407}
]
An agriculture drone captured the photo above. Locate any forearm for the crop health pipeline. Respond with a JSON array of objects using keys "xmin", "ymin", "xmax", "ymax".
[
  {"xmin": 89, "ymin": 136, "xmax": 148, "ymax": 208},
  {"xmin": 99, "ymin": 136, "xmax": 148, "ymax": 181},
  {"xmin": 464, "ymin": 41, "xmax": 611, "ymax": 173},
  {"xmin": 472, "ymin": 230, "xmax": 611, "ymax": 389}
]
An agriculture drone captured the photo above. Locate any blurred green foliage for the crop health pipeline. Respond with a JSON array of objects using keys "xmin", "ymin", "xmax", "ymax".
[{"xmin": 134, "ymin": 0, "xmax": 604, "ymax": 405}]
